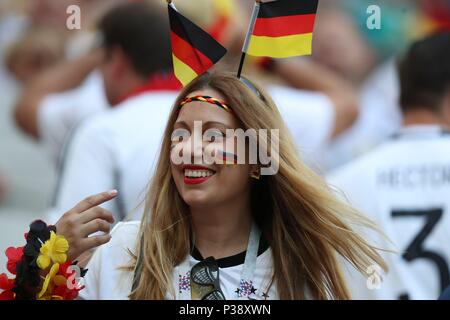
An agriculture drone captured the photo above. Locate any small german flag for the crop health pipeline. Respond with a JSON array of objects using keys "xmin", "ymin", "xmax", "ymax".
[
  {"xmin": 168, "ymin": 4, "xmax": 227, "ymax": 87},
  {"xmin": 247, "ymin": 0, "xmax": 319, "ymax": 58}
]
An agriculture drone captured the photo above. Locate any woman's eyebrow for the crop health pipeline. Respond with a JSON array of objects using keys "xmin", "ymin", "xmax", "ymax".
[
  {"xmin": 203, "ymin": 121, "xmax": 233, "ymax": 129},
  {"xmin": 173, "ymin": 120, "xmax": 234, "ymax": 130},
  {"xmin": 173, "ymin": 120, "xmax": 189, "ymax": 129}
]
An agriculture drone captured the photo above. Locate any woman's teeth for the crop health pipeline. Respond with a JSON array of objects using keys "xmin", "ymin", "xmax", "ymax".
[{"xmin": 184, "ymin": 170, "xmax": 214, "ymax": 178}]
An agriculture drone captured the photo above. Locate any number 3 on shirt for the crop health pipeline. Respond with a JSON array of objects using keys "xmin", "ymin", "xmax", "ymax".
[{"xmin": 392, "ymin": 208, "xmax": 450, "ymax": 300}]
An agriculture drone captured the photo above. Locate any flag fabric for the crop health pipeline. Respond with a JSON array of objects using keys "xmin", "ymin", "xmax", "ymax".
[
  {"xmin": 209, "ymin": 0, "xmax": 234, "ymax": 42},
  {"xmin": 168, "ymin": 5, "xmax": 227, "ymax": 86},
  {"xmin": 247, "ymin": 0, "xmax": 319, "ymax": 58}
]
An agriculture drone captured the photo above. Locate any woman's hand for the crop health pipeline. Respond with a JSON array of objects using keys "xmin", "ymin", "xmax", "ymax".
[{"xmin": 55, "ymin": 190, "xmax": 117, "ymax": 261}]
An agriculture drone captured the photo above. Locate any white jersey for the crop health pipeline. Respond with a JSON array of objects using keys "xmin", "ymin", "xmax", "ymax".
[
  {"xmin": 268, "ymin": 85, "xmax": 335, "ymax": 172},
  {"xmin": 48, "ymin": 85, "xmax": 334, "ymax": 222},
  {"xmin": 324, "ymin": 60, "xmax": 401, "ymax": 170},
  {"xmin": 79, "ymin": 221, "xmax": 278, "ymax": 300},
  {"xmin": 328, "ymin": 125, "xmax": 450, "ymax": 299},
  {"xmin": 37, "ymin": 71, "xmax": 109, "ymax": 166}
]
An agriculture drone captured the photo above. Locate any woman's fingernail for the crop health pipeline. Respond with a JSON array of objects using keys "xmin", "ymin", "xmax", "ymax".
[{"xmin": 108, "ymin": 189, "xmax": 118, "ymax": 196}]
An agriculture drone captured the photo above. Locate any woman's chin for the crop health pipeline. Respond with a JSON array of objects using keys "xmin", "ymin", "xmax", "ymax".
[{"xmin": 181, "ymin": 190, "xmax": 215, "ymax": 208}]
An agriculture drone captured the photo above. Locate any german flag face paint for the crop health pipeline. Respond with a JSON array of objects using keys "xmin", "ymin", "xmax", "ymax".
[{"xmin": 216, "ymin": 149, "xmax": 238, "ymax": 165}]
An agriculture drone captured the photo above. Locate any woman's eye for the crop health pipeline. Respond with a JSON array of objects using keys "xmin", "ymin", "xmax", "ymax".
[
  {"xmin": 171, "ymin": 129, "xmax": 190, "ymax": 143},
  {"xmin": 204, "ymin": 130, "xmax": 224, "ymax": 142}
]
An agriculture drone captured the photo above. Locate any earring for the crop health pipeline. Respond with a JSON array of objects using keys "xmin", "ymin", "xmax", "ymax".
[{"xmin": 250, "ymin": 169, "xmax": 260, "ymax": 180}]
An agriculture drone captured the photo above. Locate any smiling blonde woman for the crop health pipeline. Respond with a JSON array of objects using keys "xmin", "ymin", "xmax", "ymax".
[{"xmin": 66, "ymin": 71, "xmax": 387, "ymax": 300}]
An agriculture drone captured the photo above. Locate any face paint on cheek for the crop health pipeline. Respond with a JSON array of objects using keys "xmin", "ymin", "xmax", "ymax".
[{"xmin": 216, "ymin": 149, "xmax": 238, "ymax": 165}]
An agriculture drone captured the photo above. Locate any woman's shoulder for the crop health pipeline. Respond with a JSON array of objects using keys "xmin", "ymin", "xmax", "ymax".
[
  {"xmin": 90, "ymin": 221, "xmax": 141, "ymax": 268},
  {"xmin": 110, "ymin": 221, "xmax": 141, "ymax": 239},
  {"xmin": 80, "ymin": 221, "xmax": 141, "ymax": 300},
  {"xmin": 105, "ymin": 221, "xmax": 141, "ymax": 254}
]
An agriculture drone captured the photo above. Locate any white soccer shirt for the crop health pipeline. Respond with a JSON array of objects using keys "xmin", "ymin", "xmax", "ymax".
[
  {"xmin": 328, "ymin": 125, "xmax": 450, "ymax": 299},
  {"xmin": 324, "ymin": 60, "xmax": 401, "ymax": 170},
  {"xmin": 79, "ymin": 221, "xmax": 278, "ymax": 300},
  {"xmin": 37, "ymin": 71, "xmax": 109, "ymax": 165},
  {"xmin": 269, "ymin": 85, "xmax": 335, "ymax": 172}
]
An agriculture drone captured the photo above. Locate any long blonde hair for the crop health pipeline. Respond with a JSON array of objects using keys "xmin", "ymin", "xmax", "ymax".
[{"xmin": 129, "ymin": 71, "xmax": 387, "ymax": 300}]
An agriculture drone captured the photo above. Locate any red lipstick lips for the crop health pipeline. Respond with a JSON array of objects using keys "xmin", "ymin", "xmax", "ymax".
[{"xmin": 183, "ymin": 165, "xmax": 215, "ymax": 185}]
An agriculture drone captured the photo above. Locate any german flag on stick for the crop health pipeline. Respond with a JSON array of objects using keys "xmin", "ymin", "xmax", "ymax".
[
  {"xmin": 237, "ymin": 0, "xmax": 319, "ymax": 77},
  {"xmin": 168, "ymin": 2, "xmax": 227, "ymax": 87},
  {"xmin": 248, "ymin": 0, "xmax": 318, "ymax": 58}
]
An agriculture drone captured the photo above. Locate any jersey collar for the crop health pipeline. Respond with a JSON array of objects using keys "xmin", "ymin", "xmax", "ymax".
[
  {"xmin": 190, "ymin": 236, "xmax": 269, "ymax": 269},
  {"xmin": 391, "ymin": 125, "xmax": 450, "ymax": 140}
]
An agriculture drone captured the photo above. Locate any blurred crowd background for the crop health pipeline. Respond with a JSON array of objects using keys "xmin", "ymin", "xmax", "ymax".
[{"xmin": 0, "ymin": 0, "xmax": 449, "ymax": 286}]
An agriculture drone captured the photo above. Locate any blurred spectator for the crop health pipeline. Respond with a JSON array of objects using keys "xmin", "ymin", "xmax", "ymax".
[
  {"xmin": 329, "ymin": 32, "xmax": 450, "ymax": 299},
  {"xmin": 318, "ymin": 0, "xmax": 450, "ymax": 171},
  {"xmin": 13, "ymin": 50, "xmax": 108, "ymax": 164},
  {"xmin": 5, "ymin": 28, "xmax": 65, "ymax": 84},
  {"xmin": 313, "ymin": 2, "xmax": 376, "ymax": 84},
  {"xmin": 322, "ymin": 0, "xmax": 450, "ymax": 171},
  {"xmin": 324, "ymin": 59, "xmax": 401, "ymax": 170},
  {"xmin": 47, "ymin": 2, "xmax": 178, "ymax": 222},
  {"xmin": 12, "ymin": 1, "xmax": 126, "ymax": 165}
]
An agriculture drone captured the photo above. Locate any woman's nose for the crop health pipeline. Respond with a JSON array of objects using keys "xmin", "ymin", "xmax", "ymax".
[{"xmin": 191, "ymin": 133, "xmax": 204, "ymax": 164}]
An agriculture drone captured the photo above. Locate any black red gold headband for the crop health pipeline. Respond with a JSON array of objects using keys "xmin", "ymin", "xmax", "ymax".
[{"xmin": 179, "ymin": 95, "xmax": 232, "ymax": 113}]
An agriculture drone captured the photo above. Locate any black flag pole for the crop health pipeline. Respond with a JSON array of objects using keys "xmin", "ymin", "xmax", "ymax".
[{"xmin": 237, "ymin": 0, "xmax": 261, "ymax": 78}]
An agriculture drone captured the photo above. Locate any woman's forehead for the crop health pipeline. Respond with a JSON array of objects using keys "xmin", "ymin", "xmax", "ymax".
[{"xmin": 175, "ymin": 90, "xmax": 238, "ymax": 127}]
